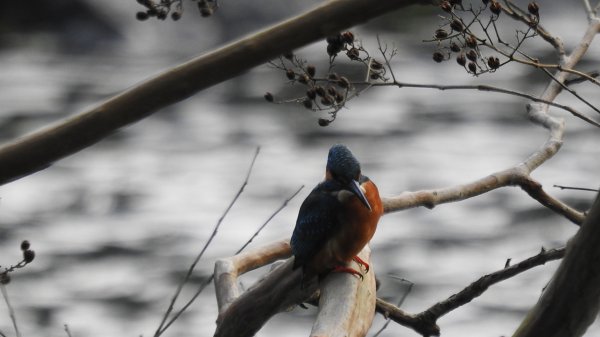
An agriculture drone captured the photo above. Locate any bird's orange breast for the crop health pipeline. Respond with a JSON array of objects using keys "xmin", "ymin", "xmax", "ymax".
[{"xmin": 312, "ymin": 179, "xmax": 383, "ymax": 269}]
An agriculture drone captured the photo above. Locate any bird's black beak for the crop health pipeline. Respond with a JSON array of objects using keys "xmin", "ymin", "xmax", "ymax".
[{"xmin": 349, "ymin": 180, "xmax": 372, "ymax": 211}]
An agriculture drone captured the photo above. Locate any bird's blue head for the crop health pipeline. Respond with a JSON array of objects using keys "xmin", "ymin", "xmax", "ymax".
[
  {"xmin": 326, "ymin": 144, "xmax": 371, "ymax": 210},
  {"xmin": 327, "ymin": 144, "xmax": 361, "ymax": 182}
]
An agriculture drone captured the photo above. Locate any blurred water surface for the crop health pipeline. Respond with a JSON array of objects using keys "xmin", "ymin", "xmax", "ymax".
[{"xmin": 0, "ymin": 1, "xmax": 599, "ymax": 337}]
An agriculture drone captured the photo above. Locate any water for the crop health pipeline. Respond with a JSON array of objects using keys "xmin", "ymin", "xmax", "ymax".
[{"xmin": 0, "ymin": 1, "xmax": 599, "ymax": 337}]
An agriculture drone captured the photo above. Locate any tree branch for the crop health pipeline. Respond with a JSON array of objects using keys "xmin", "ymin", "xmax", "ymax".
[
  {"xmin": 214, "ymin": 242, "xmax": 376, "ymax": 337},
  {"xmin": 0, "ymin": 0, "xmax": 432, "ymax": 186},
  {"xmin": 376, "ymin": 247, "xmax": 566, "ymax": 337}
]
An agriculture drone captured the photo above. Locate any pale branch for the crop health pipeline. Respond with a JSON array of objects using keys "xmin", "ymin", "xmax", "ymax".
[
  {"xmin": 382, "ymin": 171, "xmax": 585, "ymax": 226},
  {"xmin": 376, "ymin": 247, "xmax": 566, "ymax": 337},
  {"xmin": 369, "ymin": 81, "xmax": 600, "ymax": 127},
  {"xmin": 0, "ymin": 0, "xmax": 432, "ymax": 186},
  {"xmin": 513, "ymin": 193, "xmax": 600, "ymax": 337},
  {"xmin": 153, "ymin": 147, "xmax": 260, "ymax": 337},
  {"xmin": 214, "ymin": 240, "xmax": 376, "ymax": 337}
]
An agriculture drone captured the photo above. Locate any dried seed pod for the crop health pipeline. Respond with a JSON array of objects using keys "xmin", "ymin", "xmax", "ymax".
[
  {"xmin": 306, "ymin": 65, "xmax": 316, "ymax": 78},
  {"xmin": 341, "ymin": 31, "xmax": 355, "ymax": 44},
  {"xmin": 450, "ymin": 19, "xmax": 464, "ymax": 32},
  {"xmin": 528, "ymin": 2, "xmax": 539, "ymax": 16},
  {"xmin": 346, "ymin": 48, "xmax": 360, "ymax": 60},
  {"xmin": 306, "ymin": 88, "xmax": 317, "ymax": 100},
  {"xmin": 465, "ymin": 34, "xmax": 478, "ymax": 48},
  {"xmin": 337, "ymin": 76, "xmax": 350, "ymax": 89},
  {"xmin": 433, "ymin": 51, "xmax": 445, "ymax": 63},
  {"xmin": 0, "ymin": 274, "xmax": 10, "ymax": 285},
  {"xmin": 327, "ymin": 86, "xmax": 338, "ymax": 97},
  {"xmin": 370, "ymin": 60, "xmax": 384, "ymax": 70},
  {"xmin": 200, "ymin": 7, "xmax": 213, "ymax": 17},
  {"xmin": 327, "ymin": 44, "xmax": 342, "ymax": 57},
  {"xmin": 487, "ymin": 56, "xmax": 500, "ymax": 69},
  {"xmin": 450, "ymin": 42, "xmax": 461, "ymax": 53},
  {"xmin": 264, "ymin": 92, "xmax": 274, "ymax": 102},
  {"xmin": 298, "ymin": 74, "xmax": 309, "ymax": 84},
  {"xmin": 318, "ymin": 118, "xmax": 331, "ymax": 127},
  {"xmin": 466, "ymin": 49, "xmax": 478, "ymax": 62},
  {"xmin": 303, "ymin": 99, "xmax": 313, "ymax": 109},
  {"xmin": 335, "ymin": 92, "xmax": 344, "ymax": 103},
  {"xmin": 440, "ymin": 1, "xmax": 453, "ymax": 12},
  {"xmin": 435, "ymin": 29, "xmax": 449, "ymax": 39},
  {"xmin": 283, "ymin": 51, "xmax": 294, "ymax": 60},
  {"xmin": 21, "ymin": 240, "xmax": 30, "ymax": 251},
  {"xmin": 286, "ymin": 69, "xmax": 295, "ymax": 80},
  {"xmin": 457, "ymin": 53, "xmax": 467, "ymax": 66},
  {"xmin": 369, "ymin": 72, "xmax": 381, "ymax": 80},
  {"xmin": 490, "ymin": 0, "xmax": 502, "ymax": 15},
  {"xmin": 321, "ymin": 95, "xmax": 334, "ymax": 106},
  {"xmin": 23, "ymin": 249, "xmax": 35, "ymax": 263},
  {"xmin": 328, "ymin": 73, "xmax": 340, "ymax": 81},
  {"xmin": 315, "ymin": 86, "xmax": 326, "ymax": 97},
  {"xmin": 136, "ymin": 11, "xmax": 149, "ymax": 21},
  {"xmin": 171, "ymin": 12, "xmax": 181, "ymax": 21},
  {"xmin": 468, "ymin": 62, "xmax": 477, "ymax": 73}
]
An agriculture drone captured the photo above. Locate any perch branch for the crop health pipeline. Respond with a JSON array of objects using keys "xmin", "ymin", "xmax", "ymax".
[
  {"xmin": 0, "ymin": 0, "xmax": 431, "ymax": 186},
  {"xmin": 214, "ymin": 242, "xmax": 375, "ymax": 337}
]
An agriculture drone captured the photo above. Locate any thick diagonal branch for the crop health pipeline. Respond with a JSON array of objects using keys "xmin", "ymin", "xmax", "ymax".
[{"xmin": 0, "ymin": 0, "xmax": 431, "ymax": 185}]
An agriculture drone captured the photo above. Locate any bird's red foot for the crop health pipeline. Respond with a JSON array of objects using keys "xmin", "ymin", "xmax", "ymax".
[
  {"xmin": 332, "ymin": 265, "xmax": 364, "ymax": 280},
  {"xmin": 352, "ymin": 255, "xmax": 370, "ymax": 273}
]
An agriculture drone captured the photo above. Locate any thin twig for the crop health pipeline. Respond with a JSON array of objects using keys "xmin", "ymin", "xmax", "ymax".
[
  {"xmin": 554, "ymin": 184, "xmax": 599, "ymax": 192},
  {"xmin": 235, "ymin": 185, "xmax": 304, "ymax": 255},
  {"xmin": 157, "ymin": 183, "xmax": 303, "ymax": 336},
  {"xmin": 64, "ymin": 324, "xmax": 73, "ymax": 337},
  {"xmin": 153, "ymin": 147, "xmax": 260, "ymax": 337},
  {"xmin": 0, "ymin": 285, "xmax": 21, "ymax": 337},
  {"xmin": 371, "ymin": 279, "xmax": 413, "ymax": 337},
  {"xmin": 368, "ymin": 80, "xmax": 600, "ymax": 127}
]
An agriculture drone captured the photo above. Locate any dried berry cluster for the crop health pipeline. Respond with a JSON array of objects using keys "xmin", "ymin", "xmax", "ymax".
[
  {"xmin": 136, "ymin": 0, "xmax": 218, "ymax": 21},
  {"xmin": 264, "ymin": 31, "xmax": 391, "ymax": 126},
  {"xmin": 431, "ymin": 0, "xmax": 540, "ymax": 75},
  {"xmin": 0, "ymin": 240, "xmax": 36, "ymax": 285}
]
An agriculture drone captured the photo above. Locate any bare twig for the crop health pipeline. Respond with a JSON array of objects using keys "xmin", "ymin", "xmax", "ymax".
[
  {"xmin": 368, "ymin": 81, "xmax": 600, "ymax": 127},
  {"xmin": 235, "ymin": 185, "xmax": 304, "ymax": 254},
  {"xmin": 376, "ymin": 247, "xmax": 566, "ymax": 336},
  {"xmin": 0, "ymin": 285, "xmax": 21, "ymax": 337},
  {"xmin": 64, "ymin": 324, "xmax": 73, "ymax": 337},
  {"xmin": 154, "ymin": 147, "xmax": 260, "ymax": 337},
  {"xmin": 158, "ymin": 184, "xmax": 304, "ymax": 335},
  {"xmin": 372, "ymin": 280, "xmax": 413, "ymax": 337},
  {"xmin": 554, "ymin": 184, "xmax": 599, "ymax": 192}
]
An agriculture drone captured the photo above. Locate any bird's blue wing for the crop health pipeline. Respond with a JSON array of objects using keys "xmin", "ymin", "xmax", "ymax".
[{"xmin": 291, "ymin": 185, "xmax": 341, "ymax": 269}]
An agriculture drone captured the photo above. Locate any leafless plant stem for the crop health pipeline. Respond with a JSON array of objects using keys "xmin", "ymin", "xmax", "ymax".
[
  {"xmin": 153, "ymin": 147, "xmax": 260, "ymax": 337},
  {"xmin": 0, "ymin": 285, "xmax": 21, "ymax": 337}
]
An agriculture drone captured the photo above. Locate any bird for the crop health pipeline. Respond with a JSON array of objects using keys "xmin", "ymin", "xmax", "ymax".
[{"xmin": 291, "ymin": 144, "xmax": 383, "ymax": 286}]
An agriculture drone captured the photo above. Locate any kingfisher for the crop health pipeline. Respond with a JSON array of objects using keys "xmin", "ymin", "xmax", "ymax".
[{"xmin": 291, "ymin": 144, "xmax": 383, "ymax": 285}]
